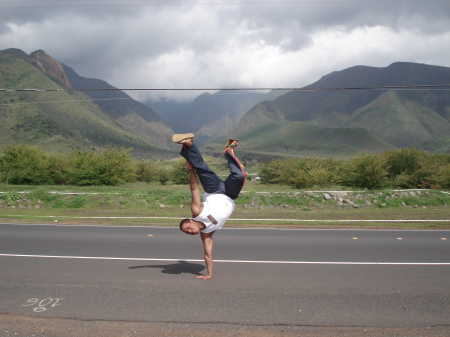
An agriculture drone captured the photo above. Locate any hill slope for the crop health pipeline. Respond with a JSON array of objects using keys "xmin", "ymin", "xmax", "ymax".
[
  {"xmin": 342, "ymin": 90, "xmax": 450, "ymax": 148},
  {"xmin": 203, "ymin": 103, "xmax": 396, "ymax": 160},
  {"xmin": 145, "ymin": 90, "xmax": 287, "ymax": 143},
  {"xmin": 0, "ymin": 49, "xmax": 174, "ymax": 157},
  {"xmin": 218, "ymin": 62, "xmax": 450, "ymax": 158},
  {"xmin": 61, "ymin": 63, "xmax": 174, "ymax": 148}
]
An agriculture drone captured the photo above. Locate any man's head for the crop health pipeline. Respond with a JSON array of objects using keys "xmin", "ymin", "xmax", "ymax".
[{"xmin": 179, "ymin": 218, "xmax": 204, "ymax": 235}]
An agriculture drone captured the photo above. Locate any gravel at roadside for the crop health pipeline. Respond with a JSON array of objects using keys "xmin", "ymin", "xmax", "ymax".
[{"xmin": 1, "ymin": 314, "xmax": 449, "ymax": 337}]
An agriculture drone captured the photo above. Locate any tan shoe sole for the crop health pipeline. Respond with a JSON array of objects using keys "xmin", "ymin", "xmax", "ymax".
[
  {"xmin": 172, "ymin": 133, "xmax": 195, "ymax": 144},
  {"xmin": 223, "ymin": 138, "xmax": 239, "ymax": 151}
]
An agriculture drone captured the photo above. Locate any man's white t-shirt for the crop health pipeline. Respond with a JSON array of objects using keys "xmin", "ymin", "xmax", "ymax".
[{"xmin": 192, "ymin": 192, "xmax": 235, "ymax": 233}]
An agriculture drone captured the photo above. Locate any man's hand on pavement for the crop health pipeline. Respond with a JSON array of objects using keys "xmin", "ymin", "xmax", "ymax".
[{"xmin": 196, "ymin": 274, "xmax": 212, "ymax": 280}]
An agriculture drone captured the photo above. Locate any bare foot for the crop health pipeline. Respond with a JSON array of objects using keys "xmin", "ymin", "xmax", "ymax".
[
  {"xmin": 223, "ymin": 140, "xmax": 238, "ymax": 154},
  {"xmin": 184, "ymin": 138, "xmax": 194, "ymax": 148}
]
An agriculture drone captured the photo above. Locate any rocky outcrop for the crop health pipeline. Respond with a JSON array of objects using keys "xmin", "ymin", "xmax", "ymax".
[{"xmin": 29, "ymin": 50, "xmax": 72, "ymax": 88}]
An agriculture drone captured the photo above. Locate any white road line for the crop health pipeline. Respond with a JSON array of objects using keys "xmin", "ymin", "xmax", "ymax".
[
  {"xmin": 0, "ymin": 254, "xmax": 449, "ymax": 265},
  {"xmin": 5, "ymin": 215, "xmax": 450, "ymax": 222}
]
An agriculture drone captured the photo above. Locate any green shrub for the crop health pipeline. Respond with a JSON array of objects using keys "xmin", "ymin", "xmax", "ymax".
[
  {"xmin": 383, "ymin": 147, "xmax": 429, "ymax": 176},
  {"xmin": 260, "ymin": 157, "xmax": 341, "ymax": 188},
  {"xmin": 135, "ymin": 161, "xmax": 159, "ymax": 183},
  {"xmin": 29, "ymin": 188, "xmax": 57, "ymax": 204},
  {"xmin": 68, "ymin": 147, "xmax": 135, "ymax": 186},
  {"xmin": 67, "ymin": 195, "xmax": 87, "ymax": 208},
  {"xmin": 383, "ymin": 148, "xmax": 433, "ymax": 188},
  {"xmin": 171, "ymin": 159, "xmax": 190, "ymax": 184},
  {"xmin": 158, "ymin": 168, "xmax": 170, "ymax": 185},
  {"xmin": 47, "ymin": 153, "xmax": 71, "ymax": 185},
  {"xmin": 0, "ymin": 192, "xmax": 21, "ymax": 206},
  {"xmin": 259, "ymin": 159, "xmax": 286, "ymax": 184},
  {"xmin": 0, "ymin": 145, "xmax": 54, "ymax": 185},
  {"xmin": 430, "ymin": 163, "xmax": 450, "ymax": 189},
  {"xmin": 342, "ymin": 152, "xmax": 388, "ymax": 189},
  {"xmin": 430, "ymin": 153, "xmax": 450, "ymax": 165},
  {"xmin": 52, "ymin": 199, "xmax": 66, "ymax": 208}
]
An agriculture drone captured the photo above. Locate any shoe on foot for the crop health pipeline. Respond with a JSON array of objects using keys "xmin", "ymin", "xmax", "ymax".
[
  {"xmin": 172, "ymin": 133, "xmax": 194, "ymax": 144},
  {"xmin": 223, "ymin": 138, "xmax": 238, "ymax": 151}
]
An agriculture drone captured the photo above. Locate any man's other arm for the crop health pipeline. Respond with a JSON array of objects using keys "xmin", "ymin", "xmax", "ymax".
[{"xmin": 187, "ymin": 161, "xmax": 203, "ymax": 217}]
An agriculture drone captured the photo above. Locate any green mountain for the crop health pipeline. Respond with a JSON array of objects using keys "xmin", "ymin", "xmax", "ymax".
[
  {"xmin": 203, "ymin": 104, "xmax": 396, "ymax": 160},
  {"xmin": 61, "ymin": 63, "xmax": 174, "ymax": 149},
  {"xmin": 3, "ymin": 50, "xmax": 449, "ymax": 160},
  {"xmin": 146, "ymin": 89, "xmax": 288, "ymax": 146},
  {"xmin": 0, "ymin": 49, "xmax": 175, "ymax": 157},
  {"xmin": 172, "ymin": 90, "xmax": 266, "ymax": 145},
  {"xmin": 342, "ymin": 90, "xmax": 450, "ymax": 149},
  {"xmin": 214, "ymin": 62, "xmax": 450, "ymax": 159}
]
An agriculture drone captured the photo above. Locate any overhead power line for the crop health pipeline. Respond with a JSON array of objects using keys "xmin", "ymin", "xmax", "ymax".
[
  {"xmin": 2, "ymin": 84, "xmax": 450, "ymax": 92},
  {"xmin": 1, "ymin": 84, "xmax": 450, "ymax": 106}
]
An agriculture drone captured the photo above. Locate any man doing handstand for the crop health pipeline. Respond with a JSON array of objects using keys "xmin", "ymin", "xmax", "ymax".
[{"xmin": 172, "ymin": 133, "xmax": 247, "ymax": 280}]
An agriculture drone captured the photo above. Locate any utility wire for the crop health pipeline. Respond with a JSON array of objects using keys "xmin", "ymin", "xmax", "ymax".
[
  {"xmin": 2, "ymin": 84, "xmax": 450, "ymax": 92},
  {"xmin": 0, "ymin": 97, "xmax": 134, "ymax": 106},
  {"xmin": 2, "ymin": 84, "xmax": 450, "ymax": 106}
]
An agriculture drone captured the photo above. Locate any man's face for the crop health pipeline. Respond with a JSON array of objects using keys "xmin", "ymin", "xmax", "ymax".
[{"xmin": 182, "ymin": 220, "xmax": 200, "ymax": 235}]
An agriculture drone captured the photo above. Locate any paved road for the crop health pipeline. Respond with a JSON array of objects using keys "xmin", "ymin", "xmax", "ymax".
[{"xmin": 0, "ymin": 223, "xmax": 449, "ymax": 328}]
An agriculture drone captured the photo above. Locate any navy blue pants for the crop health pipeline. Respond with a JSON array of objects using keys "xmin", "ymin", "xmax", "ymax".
[{"xmin": 180, "ymin": 144, "xmax": 246, "ymax": 200}]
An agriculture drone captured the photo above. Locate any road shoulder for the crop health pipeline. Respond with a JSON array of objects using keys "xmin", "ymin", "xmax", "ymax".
[{"xmin": 1, "ymin": 314, "xmax": 449, "ymax": 337}]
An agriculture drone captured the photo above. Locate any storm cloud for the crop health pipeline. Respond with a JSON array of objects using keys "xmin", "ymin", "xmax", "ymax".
[{"xmin": 1, "ymin": 0, "xmax": 450, "ymax": 101}]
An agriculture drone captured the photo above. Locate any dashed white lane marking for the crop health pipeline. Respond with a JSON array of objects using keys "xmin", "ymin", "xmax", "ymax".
[{"xmin": 1, "ymin": 254, "xmax": 449, "ymax": 265}]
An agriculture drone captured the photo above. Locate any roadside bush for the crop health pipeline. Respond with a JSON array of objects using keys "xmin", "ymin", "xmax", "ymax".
[
  {"xmin": 158, "ymin": 168, "xmax": 170, "ymax": 185},
  {"xmin": 171, "ymin": 159, "xmax": 190, "ymax": 184},
  {"xmin": 135, "ymin": 161, "xmax": 160, "ymax": 183},
  {"xmin": 260, "ymin": 158, "xmax": 341, "ymax": 188},
  {"xmin": 383, "ymin": 147, "xmax": 429, "ymax": 176},
  {"xmin": 0, "ymin": 145, "xmax": 55, "ymax": 185},
  {"xmin": 426, "ymin": 154, "xmax": 450, "ymax": 189},
  {"xmin": 341, "ymin": 152, "xmax": 388, "ymax": 189},
  {"xmin": 68, "ymin": 147, "xmax": 135, "ymax": 186},
  {"xmin": 383, "ymin": 148, "xmax": 432, "ymax": 188},
  {"xmin": 430, "ymin": 163, "xmax": 450, "ymax": 188},
  {"xmin": 47, "ymin": 153, "xmax": 71, "ymax": 185},
  {"xmin": 259, "ymin": 159, "xmax": 287, "ymax": 184}
]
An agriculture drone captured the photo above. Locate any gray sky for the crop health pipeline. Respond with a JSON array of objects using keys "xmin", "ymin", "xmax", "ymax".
[{"xmin": 1, "ymin": 0, "xmax": 450, "ymax": 102}]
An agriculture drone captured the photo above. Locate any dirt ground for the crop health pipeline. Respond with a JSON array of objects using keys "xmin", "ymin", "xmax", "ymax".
[{"xmin": 1, "ymin": 314, "xmax": 449, "ymax": 337}]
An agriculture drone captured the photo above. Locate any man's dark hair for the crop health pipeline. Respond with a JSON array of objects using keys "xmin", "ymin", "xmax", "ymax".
[{"xmin": 179, "ymin": 218, "xmax": 191, "ymax": 231}]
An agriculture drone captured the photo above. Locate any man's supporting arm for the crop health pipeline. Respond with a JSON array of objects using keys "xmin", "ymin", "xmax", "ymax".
[{"xmin": 198, "ymin": 231, "xmax": 214, "ymax": 280}]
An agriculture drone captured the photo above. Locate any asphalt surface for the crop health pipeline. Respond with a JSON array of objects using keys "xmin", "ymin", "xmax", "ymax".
[{"xmin": 0, "ymin": 223, "xmax": 449, "ymax": 329}]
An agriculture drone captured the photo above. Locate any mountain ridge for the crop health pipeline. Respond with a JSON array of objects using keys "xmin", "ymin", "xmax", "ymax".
[
  {"xmin": 213, "ymin": 61, "xmax": 450, "ymax": 158},
  {"xmin": 0, "ymin": 49, "xmax": 175, "ymax": 158},
  {"xmin": 61, "ymin": 63, "xmax": 175, "ymax": 147},
  {"xmin": 2, "ymin": 48, "xmax": 450, "ymax": 159}
]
